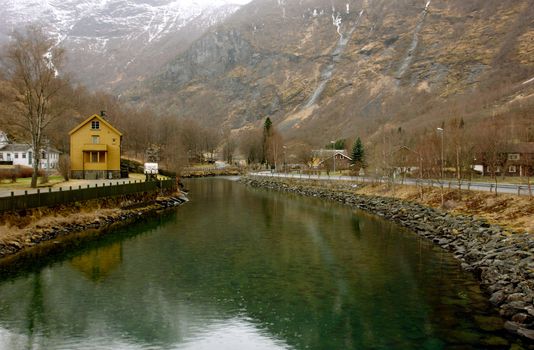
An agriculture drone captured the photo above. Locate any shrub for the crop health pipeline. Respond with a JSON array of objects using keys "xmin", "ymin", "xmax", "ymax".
[
  {"xmin": 57, "ymin": 155, "xmax": 70, "ymax": 181},
  {"xmin": 0, "ymin": 166, "xmax": 45, "ymax": 182}
]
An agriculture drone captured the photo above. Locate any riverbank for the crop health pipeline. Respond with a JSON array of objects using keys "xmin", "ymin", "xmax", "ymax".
[
  {"xmin": 0, "ymin": 190, "xmax": 188, "ymax": 260},
  {"xmin": 180, "ymin": 167, "xmax": 243, "ymax": 178},
  {"xmin": 241, "ymin": 176, "xmax": 534, "ymax": 342}
]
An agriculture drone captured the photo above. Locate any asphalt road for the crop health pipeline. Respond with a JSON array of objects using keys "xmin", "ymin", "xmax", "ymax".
[{"xmin": 251, "ymin": 172, "xmax": 533, "ymax": 197}]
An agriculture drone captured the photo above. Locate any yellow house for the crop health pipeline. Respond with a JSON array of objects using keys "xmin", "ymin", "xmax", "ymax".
[{"xmin": 69, "ymin": 114, "xmax": 123, "ymax": 179}]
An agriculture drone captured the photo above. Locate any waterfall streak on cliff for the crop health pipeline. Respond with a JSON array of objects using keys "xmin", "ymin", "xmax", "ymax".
[
  {"xmin": 303, "ymin": 10, "xmax": 364, "ymax": 108},
  {"xmin": 395, "ymin": 0, "xmax": 431, "ymax": 79}
]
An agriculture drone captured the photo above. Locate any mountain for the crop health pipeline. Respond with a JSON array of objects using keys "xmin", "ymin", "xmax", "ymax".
[
  {"xmin": 128, "ymin": 0, "xmax": 534, "ymax": 142},
  {"xmin": 1, "ymin": 0, "xmax": 532, "ymax": 143},
  {"xmin": 0, "ymin": 0, "xmax": 251, "ymax": 90}
]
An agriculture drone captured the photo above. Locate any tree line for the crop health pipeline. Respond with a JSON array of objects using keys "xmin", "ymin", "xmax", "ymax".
[{"xmin": 0, "ymin": 26, "xmax": 235, "ymax": 184}]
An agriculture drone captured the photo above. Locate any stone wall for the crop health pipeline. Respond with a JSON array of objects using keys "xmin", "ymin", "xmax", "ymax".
[{"xmin": 71, "ymin": 170, "xmax": 121, "ymax": 180}]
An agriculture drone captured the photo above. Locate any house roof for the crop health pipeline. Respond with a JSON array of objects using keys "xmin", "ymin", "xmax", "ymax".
[
  {"xmin": 314, "ymin": 149, "xmax": 352, "ymax": 165},
  {"xmin": 0, "ymin": 144, "xmax": 31, "ymax": 152},
  {"xmin": 0, "ymin": 144, "xmax": 61, "ymax": 154},
  {"xmin": 504, "ymin": 142, "xmax": 534, "ymax": 154},
  {"xmin": 312, "ymin": 149, "xmax": 351, "ymax": 159},
  {"xmin": 68, "ymin": 114, "xmax": 123, "ymax": 136}
]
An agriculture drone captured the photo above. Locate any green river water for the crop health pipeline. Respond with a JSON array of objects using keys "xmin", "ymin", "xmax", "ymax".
[{"xmin": 0, "ymin": 178, "xmax": 525, "ymax": 349}]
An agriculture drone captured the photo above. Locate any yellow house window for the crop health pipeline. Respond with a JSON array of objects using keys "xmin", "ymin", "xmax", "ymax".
[
  {"xmin": 92, "ymin": 135, "xmax": 100, "ymax": 144},
  {"xmin": 91, "ymin": 120, "xmax": 100, "ymax": 130}
]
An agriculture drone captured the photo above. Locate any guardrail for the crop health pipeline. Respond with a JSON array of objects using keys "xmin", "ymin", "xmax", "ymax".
[
  {"xmin": 250, "ymin": 172, "xmax": 533, "ymax": 197},
  {"xmin": 0, "ymin": 179, "xmax": 177, "ymax": 212}
]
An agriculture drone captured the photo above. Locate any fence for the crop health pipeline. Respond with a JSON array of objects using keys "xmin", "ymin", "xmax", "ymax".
[{"xmin": 0, "ymin": 179, "xmax": 177, "ymax": 212}]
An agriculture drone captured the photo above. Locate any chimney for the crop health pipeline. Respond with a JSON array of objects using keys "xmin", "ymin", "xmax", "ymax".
[{"xmin": 100, "ymin": 110, "xmax": 106, "ymax": 118}]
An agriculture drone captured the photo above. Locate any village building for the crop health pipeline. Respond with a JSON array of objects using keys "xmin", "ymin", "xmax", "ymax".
[
  {"xmin": 0, "ymin": 131, "xmax": 60, "ymax": 170},
  {"xmin": 482, "ymin": 142, "xmax": 534, "ymax": 177},
  {"xmin": 312, "ymin": 149, "xmax": 352, "ymax": 170},
  {"xmin": 69, "ymin": 114, "xmax": 123, "ymax": 179}
]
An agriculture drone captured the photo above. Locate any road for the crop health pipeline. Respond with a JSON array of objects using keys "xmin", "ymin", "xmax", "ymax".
[{"xmin": 251, "ymin": 172, "xmax": 533, "ymax": 196}]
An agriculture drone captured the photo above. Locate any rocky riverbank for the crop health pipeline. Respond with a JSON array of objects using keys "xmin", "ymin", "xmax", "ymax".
[
  {"xmin": 181, "ymin": 168, "xmax": 242, "ymax": 178},
  {"xmin": 0, "ymin": 191, "xmax": 188, "ymax": 260},
  {"xmin": 241, "ymin": 176, "xmax": 534, "ymax": 342}
]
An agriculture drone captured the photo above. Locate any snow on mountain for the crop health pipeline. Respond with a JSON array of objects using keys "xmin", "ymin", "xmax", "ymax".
[{"xmin": 0, "ymin": 0, "xmax": 251, "ymax": 90}]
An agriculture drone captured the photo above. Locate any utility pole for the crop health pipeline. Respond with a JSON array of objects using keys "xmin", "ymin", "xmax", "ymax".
[
  {"xmin": 437, "ymin": 127, "xmax": 445, "ymax": 207},
  {"xmin": 437, "ymin": 127, "xmax": 444, "ymax": 179},
  {"xmin": 330, "ymin": 141, "xmax": 336, "ymax": 175}
]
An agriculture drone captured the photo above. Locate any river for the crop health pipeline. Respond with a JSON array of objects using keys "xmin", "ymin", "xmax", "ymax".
[{"xmin": 0, "ymin": 178, "xmax": 522, "ymax": 349}]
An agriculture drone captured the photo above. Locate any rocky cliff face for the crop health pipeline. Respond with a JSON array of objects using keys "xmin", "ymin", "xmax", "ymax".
[
  {"xmin": 0, "ymin": 0, "xmax": 250, "ymax": 90},
  {"xmin": 130, "ymin": 0, "xmax": 534, "ymax": 140}
]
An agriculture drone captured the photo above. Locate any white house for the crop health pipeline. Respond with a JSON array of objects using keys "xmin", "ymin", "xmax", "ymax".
[{"xmin": 0, "ymin": 131, "xmax": 60, "ymax": 170}]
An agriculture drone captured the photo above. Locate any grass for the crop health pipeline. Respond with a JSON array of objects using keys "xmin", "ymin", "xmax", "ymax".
[
  {"xmin": 0, "ymin": 172, "xmax": 170, "ymax": 191},
  {"xmin": 0, "ymin": 175, "xmax": 65, "ymax": 189},
  {"xmin": 354, "ymin": 182, "xmax": 534, "ymax": 234}
]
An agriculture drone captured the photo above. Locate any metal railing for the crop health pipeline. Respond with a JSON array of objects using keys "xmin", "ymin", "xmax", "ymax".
[{"xmin": 249, "ymin": 172, "xmax": 533, "ymax": 197}]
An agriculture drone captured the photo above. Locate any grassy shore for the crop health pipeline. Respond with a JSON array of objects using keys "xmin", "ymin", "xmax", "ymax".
[
  {"xmin": 352, "ymin": 183, "xmax": 534, "ymax": 234},
  {"xmin": 274, "ymin": 177, "xmax": 534, "ymax": 234}
]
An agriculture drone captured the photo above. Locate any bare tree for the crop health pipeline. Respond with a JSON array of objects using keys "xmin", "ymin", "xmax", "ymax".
[
  {"xmin": 180, "ymin": 119, "xmax": 203, "ymax": 163},
  {"xmin": 292, "ymin": 142, "xmax": 314, "ymax": 168},
  {"xmin": 2, "ymin": 26, "xmax": 67, "ymax": 187},
  {"xmin": 203, "ymin": 127, "xmax": 221, "ymax": 162},
  {"xmin": 221, "ymin": 129, "xmax": 237, "ymax": 164},
  {"xmin": 57, "ymin": 154, "xmax": 70, "ymax": 181},
  {"xmin": 239, "ymin": 128, "xmax": 263, "ymax": 166}
]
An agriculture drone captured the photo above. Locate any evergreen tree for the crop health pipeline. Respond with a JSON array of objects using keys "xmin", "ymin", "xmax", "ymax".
[
  {"xmin": 264, "ymin": 117, "xmax": 272, "ymax": 134},
  {"xmin": 351, "ymin": 137, "xmax": 366, "ymax": 170},
  {"xmin": 262, "ymin": 117, "xmax": 273, "ymax": 165},
  {"xmin": 325, "ymin": 139, "xmax": 345, "ymax": 150}
]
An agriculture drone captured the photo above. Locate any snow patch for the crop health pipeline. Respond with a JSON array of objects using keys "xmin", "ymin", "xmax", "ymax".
[
  {"xmin": 332, "ymin": 12, "xmax": 342, "ymax": 37},
  {"xmin": 44, "ymin": 50, "xmax": 59, "ymax": 77}
]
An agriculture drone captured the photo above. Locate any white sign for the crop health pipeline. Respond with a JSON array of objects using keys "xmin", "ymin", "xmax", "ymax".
[{"xmin": 144, "ymin": 162, "xmax": 158, "ymax": 174}]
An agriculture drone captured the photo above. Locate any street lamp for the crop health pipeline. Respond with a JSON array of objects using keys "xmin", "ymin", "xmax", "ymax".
[
  {"xmin": 437, "ymin": 127, "xmax": 444, "ymax": 179},
  {"xmin": 282, "ymin": 145, "xmax": 287, "ymax": 173},
  {"xmin": 330, "ymin": 141, "xmax": 336, "ymax": 175}
]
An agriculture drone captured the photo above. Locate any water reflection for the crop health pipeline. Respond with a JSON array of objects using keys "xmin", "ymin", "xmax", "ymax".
[
  {"xmin": 0, "ymin": 178, "xmax": 523, "ymax": 349},
  {"xmin": 70, "ymin": 243, "xmax": 123, "ymax": 282},
  {"xmin": 0, "ymin": 317, "xmax": 291, "ymax": 350}
]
